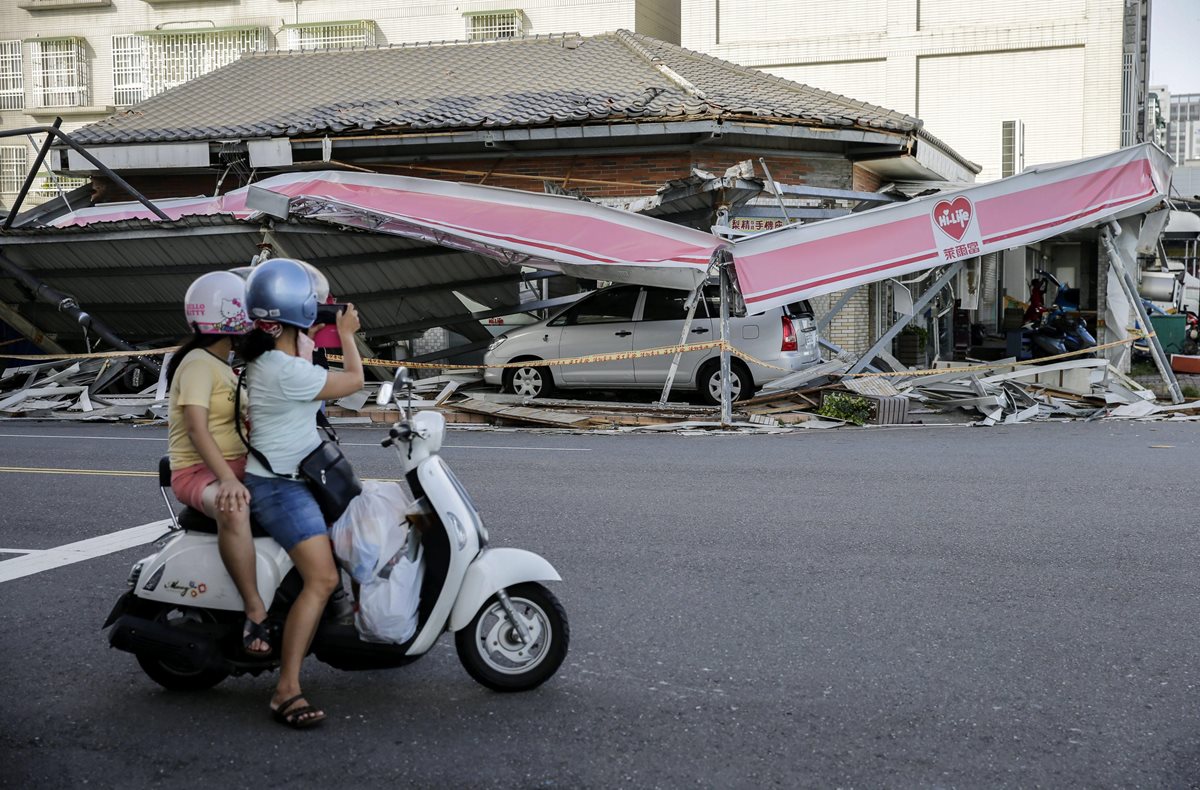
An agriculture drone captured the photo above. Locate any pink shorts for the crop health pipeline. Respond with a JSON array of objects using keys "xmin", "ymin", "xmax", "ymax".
[{"xmin": 171, "ymin": 456, "xmax": 248, "ymax": 512}]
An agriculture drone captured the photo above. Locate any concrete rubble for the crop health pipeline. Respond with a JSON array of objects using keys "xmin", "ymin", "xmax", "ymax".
[{"xmin": 4, "ymin": 352, "xmax": 1199, "ymax": 431}]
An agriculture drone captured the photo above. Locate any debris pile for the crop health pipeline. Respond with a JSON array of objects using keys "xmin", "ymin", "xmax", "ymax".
[
  {"xmin": 6, "ymin": 352, "xmax": 1200, "ymax": 430},
  {"xmin": 0, "ymin": 358, "xmax": 165, "ymax": 420}
]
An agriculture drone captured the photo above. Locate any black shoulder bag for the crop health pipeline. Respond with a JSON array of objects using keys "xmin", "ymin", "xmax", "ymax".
[{"xmin": 235, "ymin": 367, "xmax": 362, "ymax": 523}]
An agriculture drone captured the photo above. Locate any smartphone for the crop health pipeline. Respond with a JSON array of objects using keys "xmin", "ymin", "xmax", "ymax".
[{"xmin": 316, "ymin": 302, "xmax": 348, "ymax": 325}]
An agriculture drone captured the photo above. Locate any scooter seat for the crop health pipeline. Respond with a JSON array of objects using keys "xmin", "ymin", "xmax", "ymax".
[{"xmin": 178, "ymin": 507, "xmax": 273, "ymax": 539}]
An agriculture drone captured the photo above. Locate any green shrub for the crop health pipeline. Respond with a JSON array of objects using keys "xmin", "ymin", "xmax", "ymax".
[
  {"xmin": 1182, "ymin": 385, "xmax": 1200, "ymax": 399},
  {"xmin": 818, "ymin": 391, "xmax": 872, "ymax": 426}
]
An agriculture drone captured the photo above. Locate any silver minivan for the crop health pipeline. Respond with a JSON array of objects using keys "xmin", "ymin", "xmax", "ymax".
[{"xmin": 483, "ymin": 284, "xmax": 820, "ymax": 403}]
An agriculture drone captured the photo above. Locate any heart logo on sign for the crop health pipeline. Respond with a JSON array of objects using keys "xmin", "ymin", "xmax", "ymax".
[{"xmin": 932, "ymin": 197, "xmax": 974, "ymax": 241}]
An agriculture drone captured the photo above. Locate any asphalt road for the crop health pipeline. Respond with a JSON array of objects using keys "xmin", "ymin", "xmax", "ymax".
[{"xmin": 2, "ymin": 419, "xmax": 1200, "ymax": 788}]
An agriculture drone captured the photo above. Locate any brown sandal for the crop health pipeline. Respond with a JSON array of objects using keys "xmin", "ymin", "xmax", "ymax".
[{"xmin": 270, "ymin": 694, "xmax": 325, "ymax": 729}]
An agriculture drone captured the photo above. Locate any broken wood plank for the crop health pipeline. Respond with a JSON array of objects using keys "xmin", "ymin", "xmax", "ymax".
[{"xmin": 444, "ymin": 397, "xmax": 594, "ymax": 427}]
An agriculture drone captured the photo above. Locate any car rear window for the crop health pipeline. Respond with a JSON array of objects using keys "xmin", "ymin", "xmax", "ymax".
[{"xmin": 786, "ymin": 300, "xmax": 814, "ymax": 318}]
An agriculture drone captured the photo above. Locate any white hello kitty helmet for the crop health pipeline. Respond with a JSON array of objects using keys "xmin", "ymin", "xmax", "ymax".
[{"xmin": 183, "ymin": 270, "xmax": 253, "ymax": 335}]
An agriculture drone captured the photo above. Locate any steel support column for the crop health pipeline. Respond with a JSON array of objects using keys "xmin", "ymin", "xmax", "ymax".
[
  {"xmin": 1100, "ymin": 224, "xmax": 1182, "ymax": 403},
  {"xmin": 846, "ymin": 262, "xmax": 963, "ymax": 375}
]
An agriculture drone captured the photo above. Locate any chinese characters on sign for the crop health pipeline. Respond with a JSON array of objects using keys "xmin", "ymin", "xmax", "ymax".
[
  {"xmin": 943, "ymin": 241, "xmax": 980, "ymax": 261},
  {"xmin": 730, "ymin": 217, "xmax": 786, "ymax": 232}
]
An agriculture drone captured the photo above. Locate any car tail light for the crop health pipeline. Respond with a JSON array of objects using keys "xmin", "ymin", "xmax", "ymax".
[{"xmin": 780, "ymin": 315, "xmax": 798, "ymax": 352}]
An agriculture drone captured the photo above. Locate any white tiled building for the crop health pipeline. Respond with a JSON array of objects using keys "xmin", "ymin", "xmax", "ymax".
[
  {"xmin": 1, "ymin": 0, "xmax": 1152, "ymax": 208},
  {"xmin": 0, "ymin": 0, "xmax": 680, "ymax": 208},
  {"xmin": 681, "ymin": 0, "xmax": 1152, "ymax": 183}
]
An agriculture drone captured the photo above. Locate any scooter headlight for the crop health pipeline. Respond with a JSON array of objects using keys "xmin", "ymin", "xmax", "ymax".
[{"xmin": 446, "ymin": 511, "xmax": 469, "ymax": 550}]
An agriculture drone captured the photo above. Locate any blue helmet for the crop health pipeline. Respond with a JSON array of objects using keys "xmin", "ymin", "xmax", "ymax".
[{"xmin": 244, "ymin": 258, "xmax": 319, "ymax": 329}]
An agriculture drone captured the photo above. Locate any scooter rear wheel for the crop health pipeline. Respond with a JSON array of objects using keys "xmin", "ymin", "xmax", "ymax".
[
  {"xmin": 455, "ymin": 583, "xmax": 568, "ymax": 692},
  {"xmin": 135, "ymin": 603, "xmax": 230, "ymax": 691}
]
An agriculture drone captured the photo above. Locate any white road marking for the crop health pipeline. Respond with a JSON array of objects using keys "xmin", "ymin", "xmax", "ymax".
[
  {"xmin": 0, "ymin": 519, "xmax": 171, "ymax": 584},
  {"xmin": 0, "ymin": 433, "xmax": 164, "ymax": 442},
  {"xmin": 0, "ymin": 432, "xmax": 592, "ymax": 451}
]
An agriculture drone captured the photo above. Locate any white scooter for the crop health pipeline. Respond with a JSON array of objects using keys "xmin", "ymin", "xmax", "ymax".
[{"xmin": 104, "ymin": 367, "xmax": 568, "ymax": 692}]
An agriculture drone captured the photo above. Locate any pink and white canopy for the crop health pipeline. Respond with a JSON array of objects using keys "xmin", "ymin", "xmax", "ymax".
[
  {"xmin": 52, "ymin": 170, "xmax": 720, "ymax": 291},
  {"xmin": 730, "ymin": 143, "xmax": 1174, "ymax": 312},
  {"xmin": 51, "ymin": 143, "xmax": 1172, "ymax": 310}
]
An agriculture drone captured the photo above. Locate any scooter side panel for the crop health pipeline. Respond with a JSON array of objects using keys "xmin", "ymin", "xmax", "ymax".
[
  {"xmin": 134, "ymin": 533, "xmax": 292, "ymax": 611},
  {"xmin": 448, "ymin": 548, "xmax": 561, "ymax": 632},
  {"xmin": 406, "ymin": 457, "xmax": 478, "ymax": 655}
]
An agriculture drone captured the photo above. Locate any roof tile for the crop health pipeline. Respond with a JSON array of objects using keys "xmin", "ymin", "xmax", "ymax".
[{"xmin": 72, "ymin": 30, "xmax": 922, "ymax": 146}]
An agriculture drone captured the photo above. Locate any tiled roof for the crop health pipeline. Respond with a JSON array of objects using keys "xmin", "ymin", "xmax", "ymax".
[{"xmin": 73, "ymin": 30, "xmax": 923, "ymax": 145}]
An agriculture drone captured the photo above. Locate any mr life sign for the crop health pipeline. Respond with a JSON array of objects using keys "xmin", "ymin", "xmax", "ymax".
[
  {"xmin": 931, "ymin": 195, "xmax": 982, "ymax": 262},
  {"xmin": 730, "ymin": 143, "xmax": 1173, "ymax": 313}
]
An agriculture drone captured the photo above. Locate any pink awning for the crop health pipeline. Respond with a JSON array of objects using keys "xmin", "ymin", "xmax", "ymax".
[
  {"xmin": 730, "ymin": 143, "xmax": 1173, "ymax": 312},
  {"xmin": 52, "ymin": 171, "xmax": 721, "ymax": 291},
  {"xmin": 51, "ymin": 144, "xmax": 1172, "ymax": 313}
]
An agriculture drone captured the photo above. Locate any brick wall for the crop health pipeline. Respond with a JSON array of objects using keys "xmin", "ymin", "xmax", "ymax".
[{"xmin": 100, "ymin": 148, "xmax": 858, "ymax": 202}]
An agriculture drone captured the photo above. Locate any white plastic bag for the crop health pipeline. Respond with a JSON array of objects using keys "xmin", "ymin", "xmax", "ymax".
[
  {"xmin": 330, "ymin": 481, "xmax": 411, "ymax": 583},
  {"xmin": 355, "ymin": 541, "xmax": 424, "ymax": 644}
]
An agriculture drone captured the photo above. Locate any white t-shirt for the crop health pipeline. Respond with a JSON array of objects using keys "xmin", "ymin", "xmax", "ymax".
[{"xmin": 244, "ymin": 350, "xmax": 328, "ymax": 478}]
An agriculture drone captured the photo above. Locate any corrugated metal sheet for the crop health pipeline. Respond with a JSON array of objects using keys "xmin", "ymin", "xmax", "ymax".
[{"xmin": 0, "ymin": 217, "xmax": 523, "ymax": 345}]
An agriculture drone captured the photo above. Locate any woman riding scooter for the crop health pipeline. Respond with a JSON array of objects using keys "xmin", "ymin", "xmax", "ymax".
[
  {"xmin": 240, "ymin": 258, "xmax": 364, "ymax": 729},
  {"xmin": 166, "ymin": 271, "xmax": 271, "ymax": 656}
]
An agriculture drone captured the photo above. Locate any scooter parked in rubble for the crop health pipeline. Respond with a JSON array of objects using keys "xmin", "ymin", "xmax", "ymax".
[
  {"xmin": 1022, "ymin": 270, "xmax": 1096, "ymax": 360},
  {"xmin": 103, "ymin": 367, "xmax": 569, "ymax": 692}
]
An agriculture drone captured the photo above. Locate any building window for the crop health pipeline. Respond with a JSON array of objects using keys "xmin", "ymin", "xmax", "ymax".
[
  {"xmin": 465, "ymin": 11, "xmax": 525, "ymax": 41},
  {"xmin": 112, "ymin": 34, "xmax": 145, "ymax": 105},
  {"xmin": 32, "ymin": 173, "xmax": 88, "ymax": 198},
  {"xmin": 283, "ymin": 20, "xmax": 376, "ymax": 51},
  {"xmin": 29, "ymin": 37, "xmax": 89, "ymax": 108},
  {"xmin": 0, "ymin": 146, "xmax": 29, "ymax": 194},
  {"xmin": 143, "ymin": 27, "xmax": 267, "ymax": 98},
  {"xmin": 0, "ymin": 40, "xmax": 23, "ymax": 110}
]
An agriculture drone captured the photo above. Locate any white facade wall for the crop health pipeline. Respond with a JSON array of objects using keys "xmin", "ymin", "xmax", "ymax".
[
  {"xmin": 681, "ymin": 0, "xmax": 1128, "ymax": 182},
  {"xmin": 0, "ymin": 0, "xmax": 680, "ymax": 208}
]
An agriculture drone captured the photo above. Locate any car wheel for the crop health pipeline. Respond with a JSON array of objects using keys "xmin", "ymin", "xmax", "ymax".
[
  {"xmin": 502, "ymin": 361, "xmax": 555, "ymax": 399},
  {"xmin": 697, "ymin": 358, "xmax": 753, "ymax": 406}
]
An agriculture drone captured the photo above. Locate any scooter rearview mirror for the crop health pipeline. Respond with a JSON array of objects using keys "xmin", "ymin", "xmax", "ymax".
[
  {"xmin": 376, "ymin": 381, "xmax": 394, "ymax": 406},
  {"xmin": 395, "ymin": 366, "xmax": 414, "ymax": 390}
]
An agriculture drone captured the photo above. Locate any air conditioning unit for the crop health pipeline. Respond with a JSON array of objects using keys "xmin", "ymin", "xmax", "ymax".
[{"xmin": 1001, "ymin": 119, "xmax": 1025, "ymax": 178}]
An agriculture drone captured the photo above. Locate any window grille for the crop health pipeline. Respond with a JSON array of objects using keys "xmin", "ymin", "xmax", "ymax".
[
  {"xmin": 32, "ymin": 173, "xmax": 88, "ymax": 198},
  {"xmin": 465, "ymin": 11, "xmax": 524, "ymax": 41},
  {"xmin": 0, "ymin": 40, "xmax": 23, "ymax": 110},
  {"xmin": 112, "ymin": 34, "xmax": 146, "ymax": 105},
  {"xmin": 0, "ymin": 146, "xmax": 29, "ymax": 194},
  {"xmin": 284, "ymin": 20, "xmax": 376, "ymax": 51},
  {"xmin": 145, "ymin": 27, "xmax": 266, "ymax": 98},
  {"xmin": 29, "ymin": 38, "xmax": 89, "ymax": 108}
]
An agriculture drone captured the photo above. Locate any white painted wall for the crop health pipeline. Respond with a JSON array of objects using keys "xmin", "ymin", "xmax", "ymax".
[{"xmin": 681, "ymin": 0, "xmax": 1129, "ymax": 183}]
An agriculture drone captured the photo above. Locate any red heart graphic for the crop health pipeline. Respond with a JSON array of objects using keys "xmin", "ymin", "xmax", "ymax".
[{"xmin": 932, "ymin": 197, "xmax": 973, "ymax": 241}]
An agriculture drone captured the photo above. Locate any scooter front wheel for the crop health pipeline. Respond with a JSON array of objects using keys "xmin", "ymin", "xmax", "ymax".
[{"xmin": 455, "ymin": 583, "xmax": 569, "ymax": 692}]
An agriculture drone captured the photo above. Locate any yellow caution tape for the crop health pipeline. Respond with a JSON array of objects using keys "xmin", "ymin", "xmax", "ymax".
[
  {"xmin": 328, "ymin": 340, "xmax": 729, "ymax": 370},
  {"xmin": 0, "ymin": 346, "xmax": 178, "ymax": 361},
  {"xmin": 841, "ymin": 330, "xmax": 1156, "ymax": 378},
  {"xmin": 0, "ymin": 331, "xmax": 1160, "ymax": 384}
]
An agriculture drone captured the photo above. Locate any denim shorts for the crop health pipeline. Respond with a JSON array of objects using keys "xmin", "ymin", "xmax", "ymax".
[{"xmin": 245, "ymin": 473, "xmax": 327, "ymax": 552}]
